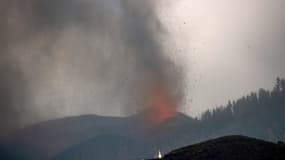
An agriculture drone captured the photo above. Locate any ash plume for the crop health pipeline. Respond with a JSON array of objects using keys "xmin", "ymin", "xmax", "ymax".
[{"xmin": 0, "ymin": 0, "xmax": 185, "ymax": 136}]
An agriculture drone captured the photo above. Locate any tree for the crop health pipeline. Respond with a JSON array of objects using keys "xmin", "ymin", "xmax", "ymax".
[{"xmin": 199, "ymin": 78, "xmax": 285, "ymax": 142}]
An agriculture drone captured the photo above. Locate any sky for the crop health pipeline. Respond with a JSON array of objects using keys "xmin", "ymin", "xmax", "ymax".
[
  {"xmin": 161, "ymin": 0, "xmax": 285, "ymax": 116},
  {"xmin": 0, "ymin": 0, "xmax": 285, "ymax": 135}
]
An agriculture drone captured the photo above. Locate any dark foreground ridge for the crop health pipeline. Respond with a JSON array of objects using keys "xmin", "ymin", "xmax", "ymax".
[{"xmin": 149, "ymin": 135, "xmax": 285, "ymax": 160}]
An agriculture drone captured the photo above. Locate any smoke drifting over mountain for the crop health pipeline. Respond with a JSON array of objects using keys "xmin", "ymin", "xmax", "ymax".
[{"xmin": 0, "ymin": 0, "xmax": 185, "ymax": 136}]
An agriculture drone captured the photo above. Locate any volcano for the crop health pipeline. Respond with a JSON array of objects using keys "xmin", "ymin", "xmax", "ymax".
[{"xmin": 0, "ymin": 112, "xmax": 198, "ymax": 160}]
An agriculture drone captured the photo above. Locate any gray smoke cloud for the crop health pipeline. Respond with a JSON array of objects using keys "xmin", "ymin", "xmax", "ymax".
[{"xmin": 0, "ymin": 0, "xmax": 185, "ymax": 136}]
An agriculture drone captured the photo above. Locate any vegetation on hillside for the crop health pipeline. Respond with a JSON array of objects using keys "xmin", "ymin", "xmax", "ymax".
[{"xmin": 199, "ymin": 78, "xmax": 285, "ymax": 141}]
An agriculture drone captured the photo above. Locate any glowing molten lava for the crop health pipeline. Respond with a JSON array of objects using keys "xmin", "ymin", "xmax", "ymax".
[{"xmin": 146, "ymin": 81, "xmax": 177, "ymax": 124}]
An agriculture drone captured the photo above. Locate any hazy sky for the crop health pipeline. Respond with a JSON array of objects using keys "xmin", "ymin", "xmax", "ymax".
[
  {"xmin": 162, "ymin": 0, "xmax": 285, "ymax": 116},
  {"xmin": 0, "ymin": 0, "xmax": 285, "ymax": 135}
]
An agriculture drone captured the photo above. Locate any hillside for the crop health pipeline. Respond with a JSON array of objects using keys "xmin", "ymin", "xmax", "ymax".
[
  {"xmin": 149, "ymin": 135, "xmax": 285, "ymax": 160},
  {"xmin": 1, "ymin": 78, "xmax": 284, "ymax": 160},
  {"xmin": 53, "ymin": 134, "xmax": 138, "ymax": 160},
  {"xmin": 1, "ymin": 113, "xmax": 198, "ymax": 160},
  {"xmin": 1, "ymin": 115, "xmax": 128, "ymax": 159}
]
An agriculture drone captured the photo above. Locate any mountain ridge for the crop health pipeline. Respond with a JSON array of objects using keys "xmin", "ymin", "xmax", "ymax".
[
  {"xmin": 149, "ymin": 135, "xmax": 285, "ymax": 160},
  {"xmin": 1, "ymin": 112, "xmax": 197, "ymax": 160}
]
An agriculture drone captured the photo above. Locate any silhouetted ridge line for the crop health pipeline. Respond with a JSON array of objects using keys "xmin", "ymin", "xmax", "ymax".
[{"xmin": 149, "ymin": 135, "xmax": 285, "ymax": 160}]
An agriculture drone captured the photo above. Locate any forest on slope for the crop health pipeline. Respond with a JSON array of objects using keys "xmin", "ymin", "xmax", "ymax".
[{"xmin": 199, "ymin": 78, "xmax": 285, "ymax": 142}]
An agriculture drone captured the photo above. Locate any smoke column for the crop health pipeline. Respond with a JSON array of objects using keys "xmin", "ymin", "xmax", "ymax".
[{"xmin": 0, "ymin": 0, "xmax": 185, "ymax": 136}]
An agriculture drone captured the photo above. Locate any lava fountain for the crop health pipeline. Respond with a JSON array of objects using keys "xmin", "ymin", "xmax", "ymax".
[
  {"xmin": 147, "ymin": 82, "xmax": 177, "ymax": 124},
  {"xmin": 143, "ymin": 70, "xmax": 181, "ymax": 125}
]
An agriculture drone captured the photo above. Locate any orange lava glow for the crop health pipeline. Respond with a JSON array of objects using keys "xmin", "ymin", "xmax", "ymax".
[{"xmin": 146, "ymin": 82, "xmax": 177, "ymax": 124}]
